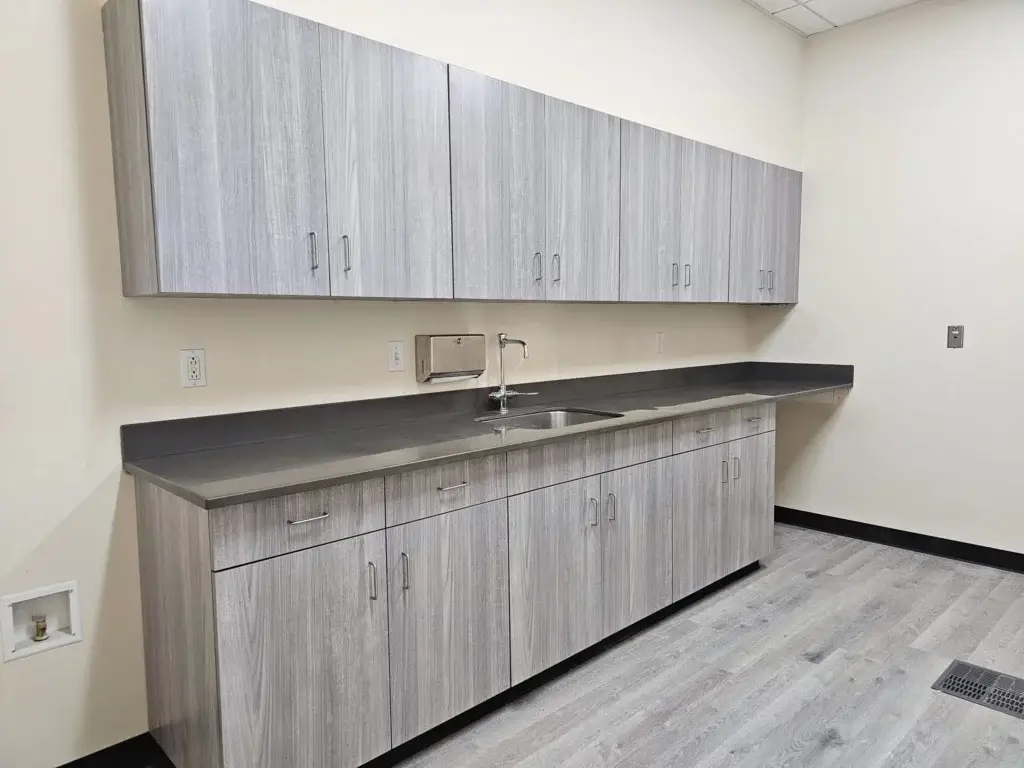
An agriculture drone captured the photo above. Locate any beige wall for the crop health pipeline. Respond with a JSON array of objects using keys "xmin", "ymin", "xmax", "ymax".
[
  {"xmin": 756, "ymin": 0, "xmax": 1024, "ymax": 551},
  {"xmin": 0, "ymin": 1, "xmax": 801, "ymax": 764}
]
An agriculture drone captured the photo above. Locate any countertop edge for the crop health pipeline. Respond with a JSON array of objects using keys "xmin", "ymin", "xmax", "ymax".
[{"xmin": 123, "ymin": 383, "xmax": 851, "ymax": 510}]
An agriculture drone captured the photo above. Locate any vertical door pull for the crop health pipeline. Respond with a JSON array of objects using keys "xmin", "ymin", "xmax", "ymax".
[
  {"xmin": 342, "ymin": 234, "xmax": 352, "ymax": 273},
  {"xmin": 534, "ymin": 252, "xmax": 543, "ymax": 282},
  {"xmin": 588, "ymin": 497, "xmax": 599, "ymax": 526},
  {"xmin": 759, "ymin": 269, "xmax": 765, "ymax": 290},
  {"xmin": 309, "ymin": 232, "xmax": 319, "ymax": 271},
  {"xmin": 721, "ymin": 460, "xmax": 729, "ymax": 484},
  {"xmin": 401, "ymin": 553, "xmax": 410, "ymax": 590},
  {"xmin": 368, "ymin": 562, "xmax": 378, "ymax": 601},
  {"xmin": 684, "ymin": 263, "xmax": 692, "ymax": 287},
  {"xmin": 552, "ymin": 253, "xmax": 561, "ymax": 283},
  {"xmin": 733, "ymin": 457, "xmax": 741, "ymax": 480},
  {"xmin": 671, "ymin": 262, "xmax": 680, "ymax": 287},
  {"xmin": 607, "ymin": 492, "xmax": 617, "ymax": 521}
]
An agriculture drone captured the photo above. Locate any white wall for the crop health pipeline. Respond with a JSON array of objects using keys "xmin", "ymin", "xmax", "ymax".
[
  {"xmin": 0, "ymin": 1, "xmax": 801, "ymax": 764},
  {"xmin": 755, "ymin": 0, "xmax": 1024, "ymax": 551}
]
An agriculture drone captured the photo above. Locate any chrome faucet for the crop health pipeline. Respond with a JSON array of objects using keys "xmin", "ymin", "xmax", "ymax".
[{"xmin": 489, "ymin": 333, "xmax": 537, "ymax": 415}]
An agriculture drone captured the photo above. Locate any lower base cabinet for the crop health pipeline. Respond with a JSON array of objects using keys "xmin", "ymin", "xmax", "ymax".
[
  {"xmin": 214, "ymin": 532, "xmax": 392, "ymax": 768},
  {"xmin": 672, "ymin": 432, "xmax": 775, "ymax": 600},
  {"xmin": 386, "ymin": 499, "xmax": 511, "ymax": 744}
]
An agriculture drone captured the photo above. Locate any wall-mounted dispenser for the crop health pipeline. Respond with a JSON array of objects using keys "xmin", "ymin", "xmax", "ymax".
[{"xmin": 415, "ymin": 335, "xmax": 486, "ymax": 384}]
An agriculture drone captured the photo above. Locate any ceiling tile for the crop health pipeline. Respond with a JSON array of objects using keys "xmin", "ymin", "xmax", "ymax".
[
  {"xmin": 774, "ymin": 4, "xmax": 835, "ymax": 35},
  {"xmin": 750, "ymin": 0, "xmax": 799, "ymax": 13},
  {"xmin": 804, "ymin": 0, "xmax": 920, "ymax": 26}
]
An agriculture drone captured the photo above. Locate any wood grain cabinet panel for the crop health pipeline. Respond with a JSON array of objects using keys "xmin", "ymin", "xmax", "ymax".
[
  {"xmin": 672, "ymin": 444, "xmax": 731, "ymax": 600},
  {"xmin": 544, "ymin": 98, "xmax": 620, "ymax": 301},
  {"xmin": 385, "ymin": 455, "xmax": 507, "ymax": 527},
  {"xmin": 585, "ymin": 422, "xmax": 673, "ymax": 475},
  {"xmin": 730, "ymin": 155, "xmax": 802, "ymax": 304},
  {"xmin": 387, "ymin": 501, "xmax": 511, "ymax": 744},
  {"xmin": 673, "ymin": 410, "xmax": 730, "ymax": 454},
  {"xmin": 450, "ymin": 67, "xmax": 546, "ymax": 300},
  {"xmin": 214, "ymin": 533, "xmax": 391, "ymax": 768},
  {"xmin": 508, "ymin": 476, "xmax": 603, "ymax": 684},
  {"xmin": 320, "ymin": 28, "xmax": 453, "ymax": 299},
  {"xmin": 600, "ymin": 459, "xmax": 673, "ymax": 636},
  {"xmin": 138, "ymin": 0, "xmax": 329, "ymax": 296},
  {"xmin": 725, "ymin": 432, "xmax": 776, "ymax": 570},
  {"xmin": 208, "ymin": 478, "xmax": 384, "ymax": 570},
  {"xmin": 506, "ymin": 438, "xmax": 588, "ymax": 496}
]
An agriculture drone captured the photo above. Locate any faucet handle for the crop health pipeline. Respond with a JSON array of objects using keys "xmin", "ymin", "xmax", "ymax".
[{"xmin": 506, "ymin": 390, "xmax": 538, "ymax": 398}]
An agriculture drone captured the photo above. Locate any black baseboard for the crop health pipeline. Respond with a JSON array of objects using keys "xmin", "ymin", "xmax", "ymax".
[
  {"xmin": 59, "ymin": 733, "xmax": 172, "ymax": 768},
  {"xmin": 776, "ymin": 506, "xmax": 1024, "ymax": 575},
  {"xmin": 60, "ymin": 562, "xmax": 760, "ymax": 768}
]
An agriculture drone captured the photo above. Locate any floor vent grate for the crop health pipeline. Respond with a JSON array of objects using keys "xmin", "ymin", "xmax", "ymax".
[{"xmin": 933, "ymin": 661, "xmax": 1024, "ymax": 720}]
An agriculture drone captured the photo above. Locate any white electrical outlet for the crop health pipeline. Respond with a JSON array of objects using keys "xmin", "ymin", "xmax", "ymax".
[
  {"xmin": 388, "ymin": 341, "xmax": 406, "ymax": 373},
  {"xmin": 656, "ymin": 332, "xmax": 666, "ymax": 355},
  {"xmin": 180, "ymin": 349, "xmax": 207, "ymax": 388}
]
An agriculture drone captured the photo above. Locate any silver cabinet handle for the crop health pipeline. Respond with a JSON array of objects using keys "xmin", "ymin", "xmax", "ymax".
[
  {"xmin": 342, "ymin": 234, "xmax": 352, "ymax": 273},
  {"xmin": 671, "ymin": 262, "xmax": 680, "ymax": 287},
  {"xmin": 607, "ymin": 492, "xmax": 617, "ymax": 521},
  {"xmin": 287, "ymin": 512, "xmax": 330, "ymax": 526},
  {"xmin": 734, "ymin": 457, "xmax": 741, "ymax": 480},
  {"xmin": 401, "ymin": 553, "xmax": 410, "ymax": 590},
  {"xmin": 721, "ymin": 460, "xmax": 729, "ymax": 484},
  {"xmin": 759, "ymin": 269, "xmax": 765, "ymax": 290},
  {"xmin": 696, "ymin": 427, "xmax": 715, "ymax": 435},
  {"xmin": 684, "ymin": 263, "xmax": 691, "ymax": 287},
  {"xmin": 309, "ymin": 232, "xmax": 319, "ymax": 271},
  {"xmin": 588, "ymin": 497, "xmax": 599, "ymax": 527},
  {"xmin": 746, "ymin": 417, "xmax": 764, "ymax": 424},
  {"xmin": 534, "ymin": 252, "xmax": 543, "ymax": 282},
  {"xmin": 552, "ymin": 253, "xmax": 561, "ymax": 283},
  {"xmin": 768, "ymin": 270, "xmax": 775, "ymax": 291},
  {"xmin": 368, "ymin": 562, "xmax": 378, "ymax": 601},
  {"xmin": 437, "ymin": 481, "xmax": 469, "ymax": 492}
]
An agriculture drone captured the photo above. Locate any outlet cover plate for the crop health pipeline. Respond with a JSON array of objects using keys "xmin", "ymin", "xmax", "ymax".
[{"xmin": 180, "ymin": 349, "xmax": 207, "ymax": 387}]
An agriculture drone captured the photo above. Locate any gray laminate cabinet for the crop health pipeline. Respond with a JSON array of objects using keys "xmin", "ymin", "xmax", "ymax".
[
  {"xmin": 729, "ymin": 155, "xmax": 802, "ymax": 304},
  {"xmin": 214, "ymin": 532, "xmax": 391, "ymax": 768},
  {"xmin": 387, "ymin": 501, "xmax": 511, "ymax": 744},
  {"xmin": 508, "ymin": 476, "xmax": 603, "ymax": 684},
  {"xmin": 620, "ymin": 122, "xmax": 731, "ymax": 303},
  {"xmin": 320, "ymin": 29, "xmax": 453, "ymax": 299},
  {"xmin": 600, "ymin": 459, "xmax": 673, "ymax": 636},
  {"xmin": 105, "ymin": 0, "xmax": 329, "ymax": 296},
  {"xmin": 672, "ymin": 432, "xmax": 775, "ymax": 601},
  {"xmin": 450, "ymin": 67, "xmax": 546, "ymax": 300},
  {"xmin": 545, "ymin": 98, "xmax": 621, "ymax": 302}
]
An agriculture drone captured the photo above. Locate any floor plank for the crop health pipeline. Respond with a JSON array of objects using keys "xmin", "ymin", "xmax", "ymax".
[{"xmin": 397, "ymin": 524, "xmax": 1024, "ymax": 768}]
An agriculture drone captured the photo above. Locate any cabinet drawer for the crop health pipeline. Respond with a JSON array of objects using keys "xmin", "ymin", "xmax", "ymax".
[
  {"xmin": 208, "ymin": 479, "xmax": 385, "ymax": 570},
  {"xmin": 726, "ymin": 403, "xmax": 776, "ymax": 441},
  {"xmin": 507, "ymin": 423, "xmax": 672, "ymax": 495},
  {"xmin": 385, "ymin": 455, "xmax": 507, "ymax": 526},
  {"xmin": 673, "ymin": 410, "xmax": 731, "ymax": 453}
]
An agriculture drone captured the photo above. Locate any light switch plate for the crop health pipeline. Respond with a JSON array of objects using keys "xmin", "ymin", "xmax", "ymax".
[
  {"xmin": 388, "ymin": 341, "xmax": 406, "ymax": 372},
  {"xmin": 947, "ymin": 325, "xmax": 964, "ymax": 349}
]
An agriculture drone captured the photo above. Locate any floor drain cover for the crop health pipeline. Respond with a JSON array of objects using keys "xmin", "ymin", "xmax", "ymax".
[{"xmin": 933, "ymin": 660, "xmax": 1024, "ymax": 720}]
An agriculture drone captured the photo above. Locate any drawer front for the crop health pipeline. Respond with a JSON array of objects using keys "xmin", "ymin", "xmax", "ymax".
[
  {"xmin": 507, "ymin": 423, "xmax": 672, "ymax": 495},
  {"xmin": 385, "ymin": 455, "xmax": 507, "ymax": 526},
  {"xmin": 726, "ymin": 403, "xmax": 776, "ymax": 442},
  {"xmin": 209, "ymin": 479, "xmax": 385, "ymax": 570},
  {"xmin": 672, "ymin": 410, "xmax": 730, "ymax": 453},
  {"xmin": 584, "ymin": 422, "xmax": 673, "ymax": 475}
]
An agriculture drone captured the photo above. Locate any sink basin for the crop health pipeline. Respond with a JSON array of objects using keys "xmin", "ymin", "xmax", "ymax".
[{"xmin": 479, "ymin": 408, "xmax": 623, "ymax": 430}]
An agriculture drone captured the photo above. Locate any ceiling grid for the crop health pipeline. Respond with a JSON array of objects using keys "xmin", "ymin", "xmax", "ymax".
[{"xmin": 741, "ymin": 0, "xmax": 929, "ymax": 36}]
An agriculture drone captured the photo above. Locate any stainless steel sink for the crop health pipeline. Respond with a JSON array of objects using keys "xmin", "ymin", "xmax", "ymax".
[{"xmin": 478, "ymin": 408, "xmax": 623, "ymax": 430}]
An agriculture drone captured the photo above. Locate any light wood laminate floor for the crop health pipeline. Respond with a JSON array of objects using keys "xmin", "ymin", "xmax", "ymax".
[{"xmin": 398, "ymin": 524, "xmax": 1024, "ymax": 768}]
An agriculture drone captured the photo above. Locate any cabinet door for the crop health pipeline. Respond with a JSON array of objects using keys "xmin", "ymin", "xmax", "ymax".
[
  {"xmin": 726, "ymin": 432, "xmax": 776, "ymax": 570},
  {"xmin": 767, "ymin": 165, "xmax": 802, "ymax": 304},
  {"xmin": 321, "ymin": 30, "xmax": 453, "ymax": 298},
  {"xmin": 387, "ymin": 500, "xmax": 511, "ymax": 744},
  {"xmin": 450, "ymin": 68, "xmax": 546, "ymax": 300},
  {"xmin": 729, "ymin": 154, "xmax": 770, "ymax": 303},
  {"xmin": 619, "ymin": 121, "xmax": 682, "ymax": 302},
  {"xmin": 214, "ymin": 533, "xmax": 390, "ymax": 768},
  {"xmin": 672, "ymin": 445, "xmax": 730, "ymax": 600},
  {"xmin": 508, "ymin": 476, "xmax": 602, "ymax": 684},
  {"xmin": 600, "ymin": 459, "xmax": 673, "ymax": 637},
  {"xmin": 142, "ymin": 0, "xmax": 328, "ymax": 295},
  {"xmin": 545, "ymin": 98, "xmax": 620, "ymax": 301},
  {"xmin": 679, "ymin": 141, "xmax": 732, "ymax": 302}
]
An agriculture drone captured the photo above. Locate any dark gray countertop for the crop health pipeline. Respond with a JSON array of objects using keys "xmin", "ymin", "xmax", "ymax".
[{"xmin": 124, "ymin": 372, "xmax": 851, "ymax": 510}]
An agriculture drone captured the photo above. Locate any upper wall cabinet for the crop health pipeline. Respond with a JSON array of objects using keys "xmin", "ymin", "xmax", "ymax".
[
  {"xmin": 620, "ymin": 123, "xmax": 732, "ymax": 303},
  {"xmin": 320, "ymin": 30, "xmax": 453, "ymax": 299},
  {"xmin": 449, "ymin": 68, "xmax": 620, "ymax": 302},
  {"xmin": 104, "ymin": 0, "xmax": 329, "ymax": 296},
  {"xmin": 729, "ymin": 156, "xmax": 802, "ymax": 304}
]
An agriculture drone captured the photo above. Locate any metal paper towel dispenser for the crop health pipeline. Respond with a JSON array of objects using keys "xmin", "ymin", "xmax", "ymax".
[{"xmin": 415, "ymin": 335, "xmax": 486, "ymax": 384}]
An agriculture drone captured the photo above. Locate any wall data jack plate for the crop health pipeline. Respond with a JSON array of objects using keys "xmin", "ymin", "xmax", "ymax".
[{"xmin": 947, "ymin": 325, "xmax": 964, "ymax": 349}]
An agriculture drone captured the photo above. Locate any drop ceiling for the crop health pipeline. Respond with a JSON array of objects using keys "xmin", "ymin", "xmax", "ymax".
[{"xmin": 742, "ymin": 0, "xmax": 927, "ymax": 36}]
